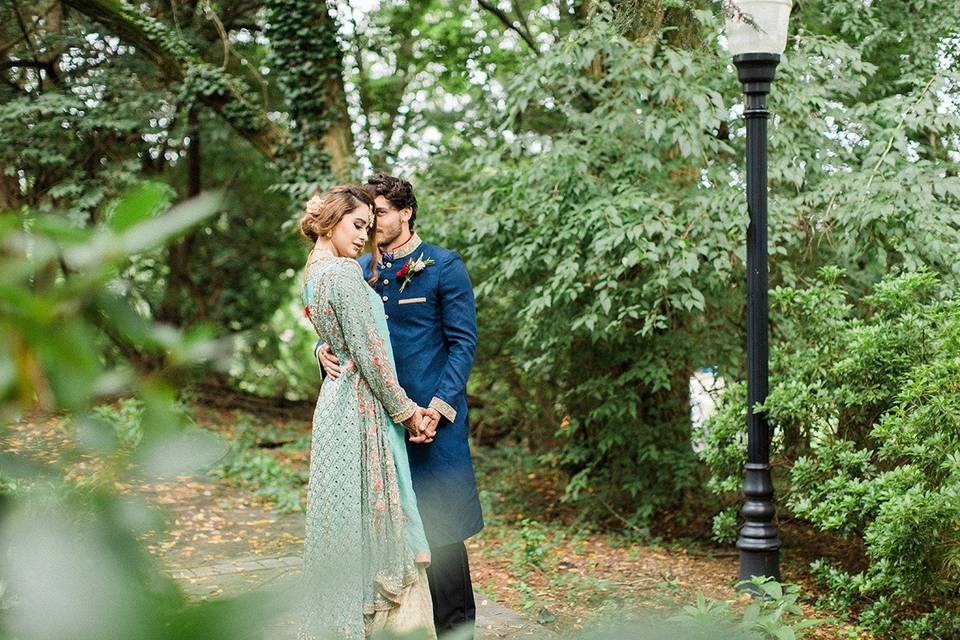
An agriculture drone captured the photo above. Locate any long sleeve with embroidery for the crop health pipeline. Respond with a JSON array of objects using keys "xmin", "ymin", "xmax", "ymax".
[
  {"xmin": 429, "ymin": 251, "xmax": 477, "ymax": 424},
  {"xmin": 328, "ymin": 263, "xmax": 417, "ymax": 424}
]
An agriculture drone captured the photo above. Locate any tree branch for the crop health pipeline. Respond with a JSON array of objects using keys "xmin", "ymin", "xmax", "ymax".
[
  {"xmin": 9, "ymin": 1, "xmax": 39, "ymax": 55},
  {"xmin": 0, "ymin": 59, "xmax": 54, "ymax": 71},
  {"xmin": 510, "ymin": 0, "xmax": 533, "ymax": 38},
  {"xmin": 201, "ymin": 0, "xmax": 230, "ymax": 68},
  {"xmin": 61, "ymin": 0, "xmax": 288, "ymax": 160},
  {"xmin": 477, "ymin": 0, "xmax": 540, "ymax": 55}
]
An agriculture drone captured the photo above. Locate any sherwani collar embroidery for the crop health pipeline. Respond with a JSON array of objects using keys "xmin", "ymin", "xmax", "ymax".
[{"xmin": 385, "ymin": 232, "xmax": 422, "ymax": 262}]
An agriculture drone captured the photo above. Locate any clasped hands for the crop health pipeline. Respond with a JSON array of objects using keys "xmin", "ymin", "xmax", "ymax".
[
  {"xmin": 405, "ymin": 407, "xmax": 440, "ymax": 444},
  {"xmin": 317, "ymin": 343, "xmax": 438, "ymax": 444}
]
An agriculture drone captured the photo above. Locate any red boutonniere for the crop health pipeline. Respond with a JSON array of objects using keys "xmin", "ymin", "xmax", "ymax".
[
  {"xmin": 397, "ymin": 252, "xmax": 435, "ymax": 292},
  {"xmin": 303, "ymin": 305, "xmax": 311, "ymax": 318}
]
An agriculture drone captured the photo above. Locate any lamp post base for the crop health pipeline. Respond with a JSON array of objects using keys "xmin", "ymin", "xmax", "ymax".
[
  {"xmin": 737, "ymin": 550, "xmax": 781, "ymax": 593},
  {"xmin": 736, "ymin": 461, "xmax": 781, "ymax": 588}
]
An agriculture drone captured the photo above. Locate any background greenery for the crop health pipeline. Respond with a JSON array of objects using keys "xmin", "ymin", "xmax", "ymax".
[
  {"xmin": 4, "ymin": 0, "xmax": 960, "ymax": 637},
  {"xmin": 700, "ymin": 268, "xmax": 960, "ymax": 637}
]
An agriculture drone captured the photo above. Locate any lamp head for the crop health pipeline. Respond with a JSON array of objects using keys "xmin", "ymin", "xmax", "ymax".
[{"xmin": 724, "ymin": 0, "xmax": 792, "ymax": 56}]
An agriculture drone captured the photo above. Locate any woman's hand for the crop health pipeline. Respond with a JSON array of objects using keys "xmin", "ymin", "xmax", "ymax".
[{"xmin": 404, "ymin": 407, "xmax": 435, "ymax": 444}]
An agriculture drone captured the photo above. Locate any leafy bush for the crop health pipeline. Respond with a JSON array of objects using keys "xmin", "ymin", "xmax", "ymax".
[
  {"xmin": 227, "ymin": 280, "xmax": 321, "ymax": 402},
  {"xmin": 89, "ymin": 397, "xmax": 198, "ymax": 450},
  {"xmin": 92, "ymin": 398, "xmax": 148, "ymax": 449},
  {"xmin": 210, "ymin": 413, "xmax": 308, "ymax": 513},
  {"xmin": 699, "ymin": 268, "xmax": 960, "ymax": 637},
  {"xmin": 555, "ymin": 578, "xmax": 824, "ymax": 640}
]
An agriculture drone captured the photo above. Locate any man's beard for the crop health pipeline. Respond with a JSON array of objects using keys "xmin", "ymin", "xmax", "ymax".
[{"xmin": 377, "ymin": 223, "xmax": 403, "ymax": 250}]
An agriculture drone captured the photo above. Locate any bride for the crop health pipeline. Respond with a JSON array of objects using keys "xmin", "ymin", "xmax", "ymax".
[{"xmin": 297, "ymin": 184, "xmax": 437, "ymax": 639}]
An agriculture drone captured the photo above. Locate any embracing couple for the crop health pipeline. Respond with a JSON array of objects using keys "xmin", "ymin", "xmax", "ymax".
[{"xmin": 297, "ymin": 174, "xmax": 483, "ymax": 640}]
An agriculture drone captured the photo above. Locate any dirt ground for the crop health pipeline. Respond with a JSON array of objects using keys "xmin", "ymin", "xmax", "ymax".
[{"xmin": 4, "ymin": 408, "xmax": 864, "ymax": 638}]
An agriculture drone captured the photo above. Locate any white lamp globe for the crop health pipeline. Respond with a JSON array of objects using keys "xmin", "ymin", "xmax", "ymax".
[{"xmin": 724, "ymin": 0, "xmax": 793, "ymax": 56}]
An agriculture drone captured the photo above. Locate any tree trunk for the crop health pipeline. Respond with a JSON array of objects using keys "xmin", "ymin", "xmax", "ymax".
[
  {"xmin": 157, "ymin": 106, "xmax": 204, "ymax": 326},
  {"xmin": 0, "ymin": 166, "xmax": 21, "ymax": 210},
  {"xmin": 39, "ymin": 2, "xmax": 63, "ymax": 90},
  {"xmin": 263, "ymin": 0, "xmax": 356, "ymax": 179}
]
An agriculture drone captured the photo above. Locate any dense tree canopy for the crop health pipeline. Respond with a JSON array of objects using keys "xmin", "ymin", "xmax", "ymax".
[{"xmin": 421, "ymin": 1, "xmax": 960, "ymax": 521}]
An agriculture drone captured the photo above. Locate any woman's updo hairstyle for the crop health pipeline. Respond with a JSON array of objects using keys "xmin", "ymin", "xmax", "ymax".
[{"xmin": 299, "ymin": 184, "xmax": 376, "ymax": 243}]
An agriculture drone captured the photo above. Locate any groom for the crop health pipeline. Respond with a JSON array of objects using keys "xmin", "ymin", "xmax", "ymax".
[{"xmin": 316, "ymin": 173, "xmax": 484, "ymax": 637}]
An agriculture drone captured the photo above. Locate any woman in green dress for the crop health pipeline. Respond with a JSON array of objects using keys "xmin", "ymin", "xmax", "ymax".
[{"xmin": 297, "ymin": 185, "xmax": 437, "ymax": 639}]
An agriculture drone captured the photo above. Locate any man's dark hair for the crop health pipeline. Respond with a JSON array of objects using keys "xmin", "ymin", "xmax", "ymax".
[{"xmin": 366, "ymin": 173, "xmax": 418, "ymax": 230}]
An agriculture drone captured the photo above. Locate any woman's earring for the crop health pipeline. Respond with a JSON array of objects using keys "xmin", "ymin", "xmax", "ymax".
[{"xmin": 325, "ymin": 231, "xmax": 332, "ymax": 238}]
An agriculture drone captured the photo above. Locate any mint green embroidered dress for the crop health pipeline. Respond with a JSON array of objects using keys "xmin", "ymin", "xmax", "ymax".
[{"xmin": 299, "ymin": 257, "xmax": 433, "ymax": 640}]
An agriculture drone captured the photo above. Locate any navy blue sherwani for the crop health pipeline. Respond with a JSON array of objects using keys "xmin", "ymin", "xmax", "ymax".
[{"xmin": 357, "ymin": 234, "xmax": 484, "ymax": 548}]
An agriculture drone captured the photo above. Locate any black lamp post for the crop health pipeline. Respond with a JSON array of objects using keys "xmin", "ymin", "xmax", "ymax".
[{"xmin": 724, "ymin": 0, "xmax": 793, "ymax": 586}]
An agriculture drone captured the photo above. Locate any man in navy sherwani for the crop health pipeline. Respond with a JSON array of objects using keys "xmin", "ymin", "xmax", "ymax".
[{"xmin": 316, "ymin": 173, "xmax": 484, "ymax": 637}]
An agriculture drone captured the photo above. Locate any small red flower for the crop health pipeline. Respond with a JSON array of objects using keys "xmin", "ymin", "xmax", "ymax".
[
  {"xmin": 303, "ymin": 305, "xmax": 310, "ymax": 318},
  {"xmin": 397, "ymin": 253, "xmax": 435, "ymax": 292}
]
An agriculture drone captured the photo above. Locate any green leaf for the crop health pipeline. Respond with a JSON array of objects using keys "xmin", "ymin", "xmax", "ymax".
[
  {"xmin": 107, "ymin": 181, "xmax": 173, "ymax": 232},
  {"xmin": 775, "ymin": 627, "xmax": 796, "ymax": 640},
  {"xmin": 760, "ymin": 580, "xmax": 784, "ymax": 600}
]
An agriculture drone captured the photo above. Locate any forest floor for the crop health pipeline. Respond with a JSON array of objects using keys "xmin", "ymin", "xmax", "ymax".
[{"xmin": 4, "ymin": 404, "xmax": 867, "ymax": 639}]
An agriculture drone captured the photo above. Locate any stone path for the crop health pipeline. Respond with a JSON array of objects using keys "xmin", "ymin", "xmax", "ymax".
[
  {"xmin": 151, "ymin": 476, "xmax": 553, "ymax": 639},
  {"xmin": 170, "ymin": 556, "xmax": 557, "ymax": 640},
  {"xmin": 169, "ymin": 551, "xmax": 553, "ymax": 638}
]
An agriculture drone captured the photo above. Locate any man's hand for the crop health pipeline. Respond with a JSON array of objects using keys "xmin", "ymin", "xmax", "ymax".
[
  {"xmin": 404, "ymin": 407, "xmax": 435, "ymax": 444},
  {"xmin": 316, "ymin": 343, "xmax": 342, "ymax": 379},
  {"xmin": 421, "ymin": 408, "xmax": 441, "ymax": 439}
]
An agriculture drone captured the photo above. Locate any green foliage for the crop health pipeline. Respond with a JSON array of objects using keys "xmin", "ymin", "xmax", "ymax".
[
  {"xmin": 176, "ymin": 61, "xmax": 270, "ymax": 136},
  {"xmin": 0, "ymin": 189, "xmax": 285, "ymax": 639},
  {"xmin": 432, "ymin": 11, "xmax": 741, "ymax": 517},
  {"xmin": 89, "ymin": 397, "xmax": 199, "ymax": 452},
  {"xmin": 518, "ymin": 517, "xmax": 549, "ymax": 568},
  {"xmin": 700, "ymin": 268, "xmax": 960, "ymax": 637},
  {"xmin": 125, "ymin": 127, "xmax": 304, "ymax": 333},
  {"xmin": 345, "ymin": 0, "xmax": 569, "ymax": 169},
  {"xmin": 0, "ymin": 0, "xmax": 308, "ymax": 337},
  {"xmin": 530, "ymin": 578, "xmax": 826, "ymax": 640},
  {"xmin": 673, "ymin": 579, "xmax": 824, "ymax": 640},
  {"xmin": 262, "ymin": 0, "xmax": 341, "ymax": 192},
  {"xmin": 0, "ymin": 88, "xmax": 150, "ymax": 220},
  {"xmin": 210, "ymin": 413, "xmax": 307, "ymax": 513},
  {"xmin": 227, "ymin": 277, "xmax": 321, "ymax": 400},
  {"xmin": 92, "ymin": 398, "xmax": 148, "ymax": 448},
  {"xmin": 796, "ymin": 0, "xmax": 960, "ymax": 103},
  {"xmin": 422, "ymin": 2, "xmax": 960, "ymax": 524},
  {"xmin": 711, "ymin": 506, "xmax": 739, "ymax": 544}
]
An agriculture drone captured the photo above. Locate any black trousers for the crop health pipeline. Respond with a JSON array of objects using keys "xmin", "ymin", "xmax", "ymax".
[{"xmin": 426, "ymin": 541, "xmax": 476, "ymax": 638}]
